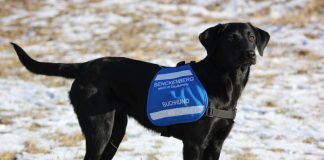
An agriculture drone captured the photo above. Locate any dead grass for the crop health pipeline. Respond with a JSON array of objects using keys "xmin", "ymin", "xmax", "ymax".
[
  {"xmin": 46, "ymin": 131, "xmax": 84, "ymax": 147},
  {"xmin": 162, "ymin": 16, "xmax": 186, "ymax": 25},
  {"xmin": 24, "ymin": 108, "xmax": 48, "ymax": 119},
  {"xmin": 295, "ymin": 65, "xmax": 309, "ymax": 75},
  {"xmin": 270, "ymin": 148, "xmax": 285, "ymax": 153},
  {"xmin": 11, "ymin": 0, "xmax": 45, "ymax": 11},
  {"xmin": 255, "ymin": 73, "xmax": 276, "ymax": 86},
  {"xmin": 0, "ymin": 57, "xmax": 25, "ymax": 78},
  {"xmin": 74, "ymin": 155, "xmax": 84, "ymax": 160},
  {"xmin": 275, "ymin": 108, "xmax": 291, "ymax": 115},
  {"xmin": 304, "ymin": 32, "xmax": 320, "ymax": 40},
  {"xmin": 200, "ymin": 16, "xmax": 227, "ymax": 24},
  {"xmin": 0, "ymin": 1, "xmax": 46, "ymax": 46},
  {"xmin": 264, "ymin": 101, "xmax": 277, "ymax": 108},
  {"xmin": 147, "ymin": 153, "xmax": 159, "ymax": 160},
  {"xmin": 58, "ymin": 132, "xmax": 84, "ymax": 147},
  {"xmin": 161, "ymin": 9, "xmax": 186, "ymax": 17},
  {"xmin": 0, "ymin": 0, "xmax": 45, "ymax": 17},
  {"xmin": 0, "ymin": 118, "xmax": 14, "ymax": 125},
  {"xmin": 87, "ymin": 0, "xmax": 102, "ymax": 3},
  {"xmin": 275, "ymin": 135, "xmax": 286, "ymax": 140},
  {"xmin": 156, "ymin": 0, "xmax": 192, "ymax": 5},
  {"xmin": 117, "ymin": 147, "xmax": 134, "ymax": 152},
  {"xmin": 24, "ymin": 140, "xmax": 50, "ymax": 154},
  {"xmin": 250, "ymin": 7, "xmax": 270, "ymax": 18},
  {"xmin": 291, "ymin": 114, "xmax": 304, "ymax": 120},
  {"xmin": 296, "ymin": 48, "xmax": 323, "ymax": 61},
  {"xmin": 268, "ymin": 0, "xmax": 324, "ymax": 27},
  {"xmin": 0, "ymin": 151, "xmax": 17, "ymax": 160},
  {"xmin": 303, "ymin": 137, "xmax": 317, "ymax": 144},
  {"xmin": 0, "ymin": 29, "xmax": 25, "ymax": 40},
  {"xmin": 233, "ymin": 150, "xmax": 258, "ymax": 160},
  {"xmin": 28, "ymin": 122, "xmax": 44, "ymax": 131},
  {"xmin": 205, "ymin": 1, "xmax": 226, "ymax": 11}
]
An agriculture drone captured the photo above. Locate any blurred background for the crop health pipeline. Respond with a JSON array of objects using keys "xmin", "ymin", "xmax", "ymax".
[{"xmin": 0, "ymin": 0, "xmax": 323, "ymax": 159}]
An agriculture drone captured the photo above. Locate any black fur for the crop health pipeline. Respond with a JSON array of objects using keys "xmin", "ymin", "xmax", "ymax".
[{"xmin": 11, "ymin": 22, "xmax": 270, "ymax": 160}]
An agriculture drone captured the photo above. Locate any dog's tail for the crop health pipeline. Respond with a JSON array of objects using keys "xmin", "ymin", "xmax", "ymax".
[{"xmin": 11, "ymin": 43, "xmax": 83, "ymax": 79}]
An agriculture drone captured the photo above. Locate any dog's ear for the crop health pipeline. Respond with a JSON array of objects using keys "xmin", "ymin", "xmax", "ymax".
[
  {"xmin": 199, "ymin": 24, "xmax": 225, "ymax": 53},
  {"xmin": 248, "ymin": 23, "xmax": 270, "ymax": 56}
]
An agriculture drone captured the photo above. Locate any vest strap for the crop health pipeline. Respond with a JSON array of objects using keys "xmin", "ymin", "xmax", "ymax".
[
  {"xmin": 160, "ymin": 108, "xmax": 236, "ymax": 137},
  {"xmin": 205, "ymin": 108, "xmax": 236, "ymax": 119}
]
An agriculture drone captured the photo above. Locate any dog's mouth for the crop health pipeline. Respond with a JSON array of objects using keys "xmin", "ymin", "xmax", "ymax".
[
  {"xmin": 240, "ymin": 56, "xmax": 256, "ymax": 66},
  {"xmin": 247, "ymin": 57, "xmax": 256, "ymax": 65}
]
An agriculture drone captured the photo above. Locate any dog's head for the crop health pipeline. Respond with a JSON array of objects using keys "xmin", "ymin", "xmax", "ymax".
[{"xmin": 199, "ymin": 23, "xmax": 270, "ymax": 68}]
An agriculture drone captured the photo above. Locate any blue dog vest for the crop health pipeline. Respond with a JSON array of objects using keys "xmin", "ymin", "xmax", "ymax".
[{"xmin": 147, "ymin": 64, "xmax": 208, "ymax": 126}]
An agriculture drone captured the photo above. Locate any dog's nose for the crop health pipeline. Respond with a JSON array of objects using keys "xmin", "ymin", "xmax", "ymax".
[{"xmin": 245, "ymin": 50, "xmax": 256, "ymax": 58}]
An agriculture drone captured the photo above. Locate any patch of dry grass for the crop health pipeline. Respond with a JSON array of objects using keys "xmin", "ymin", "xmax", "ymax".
[
  {"xmin": 41, "ymin": 78, "xmax": 70, "ymax": 87},
  {"xmin": 0, "ymin": 29, "xmax": 25, "ymax": 40},
  {"xmin": 197, "ymin": 15, "xmax": 227, "ymax": 24},
  {"xmin": 233, "ymin": 150, "xmax": 258, "ymax": 160},
  {"xmin": 270, "ymin": 148, "xmax": 285, "ymax": 153},
  {"xmin": 264, "ymin": 101, "xmax": 277, "ymax": 108},
  {"xmin": 22, "ymin": 109, "xmax": 47, "ymax": 120},
  {"xmin": 161, "ymin": 9, "xmax": 186, "ymax": 17},
  {"xmin": 46, "ymin": 131, "xmax": 84, "ymax": 147},
  {"xmin": 304, "ymin": 32, "xmax": 320, "ymax": 40},
  {"xmin": 0, "ymin": 1, "xmax": 48, "ymax": 47},
  {"xmin": 296, "ymin": 49, "xmax": 323, "ymax": 61},
  {"xmin": 28, "ymin": 122, "xmax": 44, "ymax": 131},
  {"xmin": 254, "ymin": 73, "xmax": 276, "ymax": 86},
  {"xmin": 156, "ymin": 0, "xmax": 192, "ymax": 5},
  {"xmin": 147, "ymin": 153, "xmax": 159, "ymax": 160},
  {"xmin": 24, "ymin": 140, "xmax": 50, "ymax": 154},
  {"xmin": 267, "ymin": 0, "xmax": 324, "ymax": 27},
  {"xmin": 117, "ymin": 147, "xmax": 134, "ymax": 152},
  {"xmin": 0, "ymin": 118, "xmax": 14, "ymax": 125},
  {"xmin": 0, "ymin": 0, "xmax": 44, "ymax": 17},
  {"xmin": 59, "ymin": 132, "xmax": 84, "ymax": 147},
  {"xmin": 303, "ymin": 137, "xmax": 317, "ymax": 144},
  {"xmin": 0, "ymin": 57, "xmax": 26, "ymax": 78},
  {"xmin": 161, "ymin": 16, "xmax": 186, "ymax": 25},
  {"xmin": 291, "ymin": 114, "xmax": 304, "ymax": 120},
  {"xmin": 295, "ymin": 65, "xmax": 309, "ymax": 75},
  {"xmin": 0, "ymin": 151, "xmax": 17, "ymax": 160},
  {"xmin": 250, "ymin": 7, "xmax": 270, "ymax": 18},
  {"xmin": 205, "ymin": 1, "xmax": 226, "ymax": 11},
  {"xmin": 275, "ymin": 108, "xmax": 291, "ymax": 115}
]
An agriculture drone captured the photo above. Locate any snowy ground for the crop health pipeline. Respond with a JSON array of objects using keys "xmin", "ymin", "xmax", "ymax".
[{"xmin": 0, "ymin": 0, "xmax": 323, "ymax": 159}]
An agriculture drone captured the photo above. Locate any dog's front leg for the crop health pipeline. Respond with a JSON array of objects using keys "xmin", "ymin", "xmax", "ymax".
[
  {"xmin": 202, "ymin": 139, "xmax": 225, "ymax": 160},
  {"xmin": 182, "ymin": 140, "xmax": 205, "ymax": 160}
]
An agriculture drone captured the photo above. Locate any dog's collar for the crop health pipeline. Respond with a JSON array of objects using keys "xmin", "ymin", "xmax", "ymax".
[{"xmin": 205, "ymin": 108, "xmax": 237, "ymax": 119}]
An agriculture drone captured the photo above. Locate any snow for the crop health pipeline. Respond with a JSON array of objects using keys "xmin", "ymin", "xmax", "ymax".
[{"xmin": 0, "ymin": 0, "xmax": 323, "ymax": 159}]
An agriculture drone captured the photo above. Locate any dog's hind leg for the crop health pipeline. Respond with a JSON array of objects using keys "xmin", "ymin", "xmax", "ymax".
[
  {"xmin": 80, "ymin": 111, "xmax": 116, "ymax": 160},
  {"xmin": 100, "ymin": 111, "xmax": 128, "ymax": 159},
  {"xmin": 69, "ymin": 80, "xmax": 117, "ymax": 160}
]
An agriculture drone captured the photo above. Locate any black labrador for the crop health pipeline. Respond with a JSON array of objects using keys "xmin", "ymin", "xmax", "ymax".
[{"xmin": 11, "ymin": 22, "xmax": 270, "ymax": 160}]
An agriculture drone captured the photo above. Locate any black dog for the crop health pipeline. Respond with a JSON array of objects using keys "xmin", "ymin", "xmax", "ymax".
[{"xmin": 11, "ymin": 22, "xmax": 269, "ymax": 160}]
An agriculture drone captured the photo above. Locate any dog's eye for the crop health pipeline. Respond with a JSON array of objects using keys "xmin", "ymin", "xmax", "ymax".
[{"xmin": 249, "ymin": 35, "xmax": 255, "ymax": 42}]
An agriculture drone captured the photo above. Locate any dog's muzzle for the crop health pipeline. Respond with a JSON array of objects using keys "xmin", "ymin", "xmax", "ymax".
[{"xmin": 242, "ymin": 50, "xmax": 256, "ymax": 65}]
